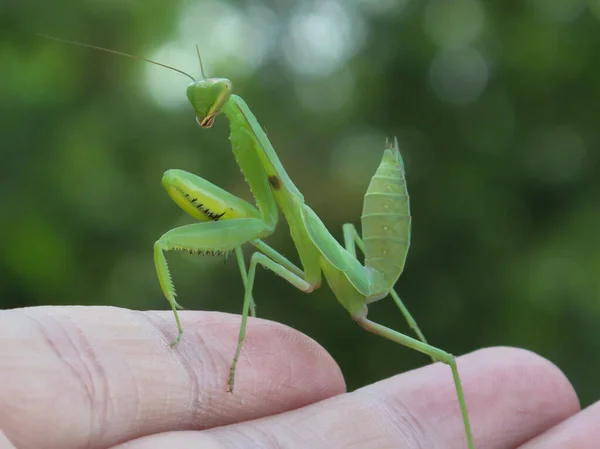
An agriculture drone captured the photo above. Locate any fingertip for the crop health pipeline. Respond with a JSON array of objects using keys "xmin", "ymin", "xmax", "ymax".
[
  {"xmin": 1, "ymin": 307, "xmax": 345, "ymax": 449},
  {"xmin": 360, "ymin": 345, "xmax": 580, "ymax": 449},
  {"xmin": 461, "ymin": 346, "xmax": 580, "ymax": 417},
  {"xmin": 197, "ymin": 312, "xmax": 347, "ymax": 401},
  {"xmin": 462, "ymin": 346, "xmax": 580, "ymax": 447},
  {"xmin": 143, "ymin": 309, "xmax": 348, "ymax": 408}
]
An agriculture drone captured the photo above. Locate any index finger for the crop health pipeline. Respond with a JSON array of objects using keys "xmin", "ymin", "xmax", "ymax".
[{"xmin": 0, "ymin": 306, "xmax": 345, "ymax": 449}]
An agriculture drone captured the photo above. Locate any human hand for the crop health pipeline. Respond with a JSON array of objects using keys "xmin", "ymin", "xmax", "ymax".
[{"xmin": 0, "ymin": 306, "xmax": 596, "ymax": 448}]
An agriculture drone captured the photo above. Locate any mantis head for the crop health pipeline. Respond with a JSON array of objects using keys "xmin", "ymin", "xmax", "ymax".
[{"xmin": 186, "ymin": 78, "xmax": 232, "ymax": 128}]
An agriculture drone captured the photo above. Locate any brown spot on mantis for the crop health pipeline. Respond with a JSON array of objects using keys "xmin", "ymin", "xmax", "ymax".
[{"xmin": 268, "ymin": 175, "xmax": 281, "ymax": 190}]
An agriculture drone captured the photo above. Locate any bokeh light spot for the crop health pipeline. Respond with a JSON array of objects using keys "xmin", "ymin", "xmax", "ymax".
[
  {"xmin": 525, "ymin": 126, "xmax": 586, "ymax": 184},
  {"xmin": 283, "ymin": 0, "xmax": 365, "ymax": 77},
  {"xmin": 355, "ymin": 0, "xmax": 410, "ymax": 15},
  {"xmin": 424, "ymin": 0, "xmax": 485, "ymax": 49},
  {"xmin": 429, "ymin": 47, "xmax": 489, "ymax": 105},
  {"xmin": 294, "ymin": 69, "xmax": 355, "ymax": 114},
  {"xmin": 331, "ymin": 131, "xmax": 387, "ymax": 190},
  {"xmin": 529, "ymin": 0, "xmax": 586, "ymax": 23}
]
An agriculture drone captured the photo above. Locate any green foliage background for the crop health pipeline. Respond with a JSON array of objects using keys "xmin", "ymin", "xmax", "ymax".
[{"xmin": 3, "ymin": 1, "xmax": 600, "ymax": 407}]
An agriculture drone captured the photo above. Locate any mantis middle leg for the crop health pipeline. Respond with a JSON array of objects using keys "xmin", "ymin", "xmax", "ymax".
[{"xmin": 229, "ymin": 240, "xmax": 318, "ymax": 392}]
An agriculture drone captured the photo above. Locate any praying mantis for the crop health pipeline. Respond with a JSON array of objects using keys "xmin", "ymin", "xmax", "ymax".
[{"xmin": 43, "ymin": 35, "xmax": 476, "ymax": 449}]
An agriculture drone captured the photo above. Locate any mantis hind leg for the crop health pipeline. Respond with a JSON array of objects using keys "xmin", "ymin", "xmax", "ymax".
[
  {"xmin": 229, "ymin": 250, "xmax": 314, "ymax": 392},
  {"xmin": 356, "ymin": 317, "xmax": 475, "ymax": 449},
  {"xmin": 342, "ymin": 223, "xmax": 432, "ymax": 359}
]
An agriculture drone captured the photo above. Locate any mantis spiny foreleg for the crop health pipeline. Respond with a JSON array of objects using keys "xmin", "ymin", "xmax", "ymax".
[{"xmin": 154, "ymin": 168, "xmax": 276, "ymax": 345}]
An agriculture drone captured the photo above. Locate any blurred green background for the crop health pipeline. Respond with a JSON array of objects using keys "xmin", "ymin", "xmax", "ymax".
[{"xmin": 3, "ymin": 0, "xmax": 600, "ymax": 407}]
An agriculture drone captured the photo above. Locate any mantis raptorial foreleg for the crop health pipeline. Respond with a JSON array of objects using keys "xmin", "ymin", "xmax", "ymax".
[
  {"xmin": 155, "ymin": 219, "xmax": 269, "ymax": 345},
  {"xmin": 154, "ymin": 168, "xmax": 276, "ymax": 346}
]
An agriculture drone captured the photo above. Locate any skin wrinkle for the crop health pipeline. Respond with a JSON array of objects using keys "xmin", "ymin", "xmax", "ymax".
[
  {"xmin": 21, "ymin": 309, "xmax": 95, "ymax": 413},
  {"xmin": 398, "ymin": 355, "xmax": 483, "ymax": 445},
  {"xmin": 227, "ymin": 329, "xmax": 294, "ymax": 419},
  {"xmin": 130, "ymin": 372, "xmax": 143, "ymax": 434},
  {"xmin": 376, "ymin": 368, "xmax": 459, "ymax": 449},
  {"xmin": 226, "ymin": 319, "xmax": 340, "ymax": 410},
  {"xmin": 216, "ymin": 392, "xmax": 420, "ymax": 449},
  {"xmin": 140, "ymin": 312, "xmax": 263, "ymax": 429},
  {"xmin": 274, "ymin": 325, "xmax": 294, "ymax": 389},
  {"xmin": 353, "ymin": 389, "xmax": 429, "ymax": 449},
  {"xmin": 147, "ymin": 314, "xmax": 317, "ymax": 429},
  {"xmin": 194, "ymin": 319, "xmax": 344, "ymax": 441},
  {"xmin": 230, "ymin": 317, "xmax": 257, "ymax": 393},
  {"xmin": 212, "ymin": 322, "xmax": 273, "ymax": 423},
  {"xmin": 215, "ymin": 427, "xmax": 260, "ymax": 449},
  {"xmin": 92, "ymin": 308, "xmax": 204, "ymax": 435},
  {"xmin": 124, "ymin": 336, "xmax": 153, "ymax": 437},
  {"xmin": 268, "ymin": 322, "xmax": 341, "ymax": 398},
  {"xmin": 21, "ymin": 308, "xmax": 155, "ymax": 448},
  {"xmin": 13, "ymin": 308, "xmax": 142, "ymax": 448},
  {"xmin": 43, "ymin": 308, "xmax": 153, "ymax": 448},
  {"xmin": 295, "ymin": 400, "xmax": 375, "ymax": 449},
  {"xmin": 19, "ymin": 309, "xmax": 97, "ymax": 447},
  {"xmin": 139, "ymin": 310, "xmax": 204, "ymax": 424},
  {"xmin": 186, "ymin": 311, "xmax": 237, "ymax": 417},
  {"xmin": 103, "ymin": 310, "xmax": 188, "ymax": 445},
  {"xmin": 354, "ymin": 433, "xmax": 400, "ymax": 449},
  {"xmin": 279, "ymin": 416, "xmax": 315, "ymax": 447},
  {"xmin": 258, "ymin": 325, "xmax": 301, "ymax": 395},
  {"xmin": 193, "ymin": 313, "xmax": 227, "ymax": 386},
  {"xmin": 136, "ymin": 309, "xmax": 180, "ymax": 348},
  {"xmin": 246, "ymin": 422, "xmax": 286, "ymax": 449},
  {"xmin": 340, "ymin": 397, "xmax": 423, "ymax": 449},
  {"xmin": 176, "ymin": 333, "xmax": 213, "ymax": 422},
  {"xmin": 62, "ymin": 312, "xmax": 112, "ymax": 448}
]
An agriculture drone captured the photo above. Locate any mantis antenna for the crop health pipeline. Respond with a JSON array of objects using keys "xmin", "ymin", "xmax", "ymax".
[
  {"xmin": 38, "ymin": 34, "xmax": 197, "ymax": 82},
  {"xmin": 195, "ymin": 45, "xmax": 208, "ymax": 80}
]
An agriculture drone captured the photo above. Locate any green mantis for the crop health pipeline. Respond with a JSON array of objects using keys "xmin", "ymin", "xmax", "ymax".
[
  {"xmin": 44, "ymin": 36, "xmax": 476, "ymax": 449},
  {"xmin": 156, "ymin": 58, "xmax": 476, "ymax": 449}
]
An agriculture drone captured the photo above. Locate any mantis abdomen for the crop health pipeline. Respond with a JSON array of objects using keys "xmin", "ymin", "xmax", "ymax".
[{"xmin": 361, "ymin": 144, "xmax": 411, "ymax": 288}]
